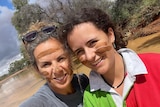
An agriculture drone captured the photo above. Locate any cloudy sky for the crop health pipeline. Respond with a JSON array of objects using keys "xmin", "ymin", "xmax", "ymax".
[
  {"xmin": 0, "ymin": 0, "xmax": 42, "ymax": 76},
  {"xmin": 0, "ymin": 0, "xmax": 19, "ymax": 76}
]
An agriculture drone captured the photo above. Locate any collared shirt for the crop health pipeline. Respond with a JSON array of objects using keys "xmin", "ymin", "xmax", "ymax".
[{"xmin": 89, "ymin": 48, "xmax": 148, "ymax": 107}]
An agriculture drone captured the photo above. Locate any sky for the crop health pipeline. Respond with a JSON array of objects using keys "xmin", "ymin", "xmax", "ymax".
[
  {"xmin": 0, "ymin": 0, "xmax": 41, "ymax": 76},
  {"xmin": 0, "ymin": 0, "xmax": 19, "ymax": 76}
]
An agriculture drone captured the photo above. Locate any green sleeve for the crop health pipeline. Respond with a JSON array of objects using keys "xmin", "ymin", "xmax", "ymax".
[{"xmin": 83, "ymin": 85, "xmax": 116, "ymax": 107}]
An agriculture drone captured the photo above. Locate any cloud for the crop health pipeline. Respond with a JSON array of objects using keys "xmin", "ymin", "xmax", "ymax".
[
  {"xmin": 29, "ymin": 0, "xmax": 50, "ymax": 8},
  {"xmin": 0, "ymin": 6, "xmax": 20, "ymax": 67},
  {"xmin": 0, "ymin": 53, "xmax": 23, "ymax": 76},
  {"xmin": 28, "ymin": 0, "xmax": 37, "ymax": 4}
]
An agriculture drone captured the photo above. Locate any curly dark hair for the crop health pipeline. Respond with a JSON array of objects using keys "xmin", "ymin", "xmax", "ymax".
[{"xmin": 59, "ymin": 8, "xmax": 127, "ymax": 52}]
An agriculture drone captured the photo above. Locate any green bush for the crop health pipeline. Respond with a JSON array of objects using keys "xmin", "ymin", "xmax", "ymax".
[{"xmin": 8, "ymin": 58, "xmax": 30, "ymax": 74}]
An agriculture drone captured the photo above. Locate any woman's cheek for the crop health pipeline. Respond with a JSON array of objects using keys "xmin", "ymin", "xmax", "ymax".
[
  {"xmin": 78, "ymin": 55, "xmax": 87, "ymax": 64},
  {"xmin": 40, "ymin": 71, "xmax": 49, "ymax": 76},
  {"xmin": 95, "ymin": 41, "xmax": 112, "ymax": 54}
]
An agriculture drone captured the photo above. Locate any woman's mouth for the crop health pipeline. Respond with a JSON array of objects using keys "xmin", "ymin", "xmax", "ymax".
[
  {"xmin": 53, "ymin": 74, "xmax": 67, "ymax": 83},
  {"xmin": 92, "ymin": 57, "xmax": 103, "ymax": 66}
]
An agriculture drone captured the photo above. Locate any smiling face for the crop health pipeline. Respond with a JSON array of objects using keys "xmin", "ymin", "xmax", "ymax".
[
  {"xmin": 34, "ymin": 38, "xmax": 73, "ymax": 94},
  {"xmin": 67, "ymin": 22, "xmax": 116, "ymax": 75}
]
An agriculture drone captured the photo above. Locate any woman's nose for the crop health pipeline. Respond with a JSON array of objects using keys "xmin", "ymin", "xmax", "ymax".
[
  {"xmin": 52, "ymin": 65, "xmax": 63, "ymax": 76},
  {"xmin": 85, "ymin": 48, "xmax": 95, "ymax": 61}
]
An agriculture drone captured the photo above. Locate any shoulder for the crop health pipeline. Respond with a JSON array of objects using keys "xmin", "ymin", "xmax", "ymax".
[
  {"xmin": 76, "ymin": 73, "xmax": 89, "ymax": 81},
  {"xmin": 19, "ymin": 84, "xmax": 58, "ymax": 107},
  {"xmin": 83, "ymin": 86, "xmax": 114, "ymax": 107},
  {"xmin": 72, "ymin": 73, "xmax": 89, "ymax": 91},
  {"xmin": 138, "ymin": 53, "xmax": 160, "ymax": 61},
  {"xmin": 84, "ymin": 85, "xmax": 108, "ymax": 96},
  {"xmin": 73, "ymin": 73, "xmax": 89, "ymax": 82},
  {"xmin": 138, "ymin": 53, "xmax": 160, "ymax": 67},
  {"xmin": 19, "ymin": 96, "xmax": 45, "ymax": 107},
  {"xmin": 138, "ymin": 53, "xmax": 160, "ymax": 76},
  {"xmin": 76, "ymin": 73, "xmax": 89, "ymax": 87}
]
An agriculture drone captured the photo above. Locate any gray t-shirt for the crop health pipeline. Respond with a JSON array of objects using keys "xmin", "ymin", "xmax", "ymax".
[{"xmin": 19, "ymin": 74, "xmax": 89, "ymax": 107}]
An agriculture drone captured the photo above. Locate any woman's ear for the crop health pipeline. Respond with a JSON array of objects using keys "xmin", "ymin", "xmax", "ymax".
[{"xmin": 108, "ymin": 27, "xmax": 115, "ymax": 43}]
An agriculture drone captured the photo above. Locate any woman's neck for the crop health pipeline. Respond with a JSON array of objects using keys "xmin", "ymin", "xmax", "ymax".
[
  {"xmin": 49, "ymin": 83, "xmax": 75, "ymax": 95},
  {"xmin": 102, "ymin": 52, "xmax": 125, "ymax": 89}
]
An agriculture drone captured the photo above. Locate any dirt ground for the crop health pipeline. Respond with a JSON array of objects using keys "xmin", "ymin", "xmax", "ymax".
[
  {"xmin": 127, "ymin": 17, "xmax": 160, "ymax": 53},
  {"xmin": 127, "ymin": 32, "xmax": 160, "ymax": 53}
]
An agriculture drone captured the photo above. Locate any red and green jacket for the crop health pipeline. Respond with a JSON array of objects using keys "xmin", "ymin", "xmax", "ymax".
[{"xmin": 83, "ymin": 49, "xmax": 160, "ymax": 107}]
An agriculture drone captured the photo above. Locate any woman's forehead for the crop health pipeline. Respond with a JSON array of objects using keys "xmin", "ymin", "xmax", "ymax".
[{"xmin": 34, "ymin": 38, "xmax": 64, "ymax": 54}]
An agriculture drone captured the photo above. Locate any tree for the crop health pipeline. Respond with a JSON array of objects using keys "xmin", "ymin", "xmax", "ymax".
[
  {"xmin": 12, "ymin": 0, "xmax": 28, "ymax": 10},
  {"xmin": 44, "ymin": 0, "xmax": 114, "ymax": 24},
  {"xmin": 112, "ymin": 0, "xmax": 160, "ymax": 28},
  {"xmin": 112, "ymin": 0, "xmax": 140, "ymax": 28},
  {"xmin": 12, "ymin": 4, "xmax": 48, "ymax": 34}
]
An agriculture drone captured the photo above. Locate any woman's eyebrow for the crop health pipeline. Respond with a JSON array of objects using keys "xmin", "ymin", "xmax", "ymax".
[{"xmin": 37, "ymin": 48, "xmax": 58, "ymax": 59}]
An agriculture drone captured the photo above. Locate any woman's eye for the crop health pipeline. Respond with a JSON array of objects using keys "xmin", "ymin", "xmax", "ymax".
[
  {"xmin": 75, "ymin": 49, "xmax": 84, "ymax": 57},
  {"xmin": 58, "ymin": 56, "xmax": 66, "ymax": 62},
  {"xmin": 41, "ymin": 62, "xmax": 50, "ymax": 68},
  {"xmin": 89, "ymin": 40, "xmax": 98, "ymax": 47}
]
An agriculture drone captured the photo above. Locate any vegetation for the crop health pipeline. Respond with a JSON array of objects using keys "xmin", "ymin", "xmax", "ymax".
[
  {"xmin": 1, "ymin": 0, "xmax": 159, "ymax": 80},
  {"xmin": 112, "ymin": 0, "xmax": 160, "ymax": 39},
  {"xmin": 0, "ymin": 74, "xmax": 9, "ymax": 81},
  {"xmin": 8, "ymin": 58, "xmax": 30, "ymax": 74}
]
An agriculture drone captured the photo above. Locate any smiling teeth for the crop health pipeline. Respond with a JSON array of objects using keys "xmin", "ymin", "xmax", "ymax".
[
  {"xmin": 92, "ymin": 57, "xmax": 102, "ymax": 65},
  {"xmin": 54, "ymin": 74, "xmax": 66, "ymax": 81},
  {"xmin": 56, "ymin": 76, "xmax": 64, "ymax": 81}
]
